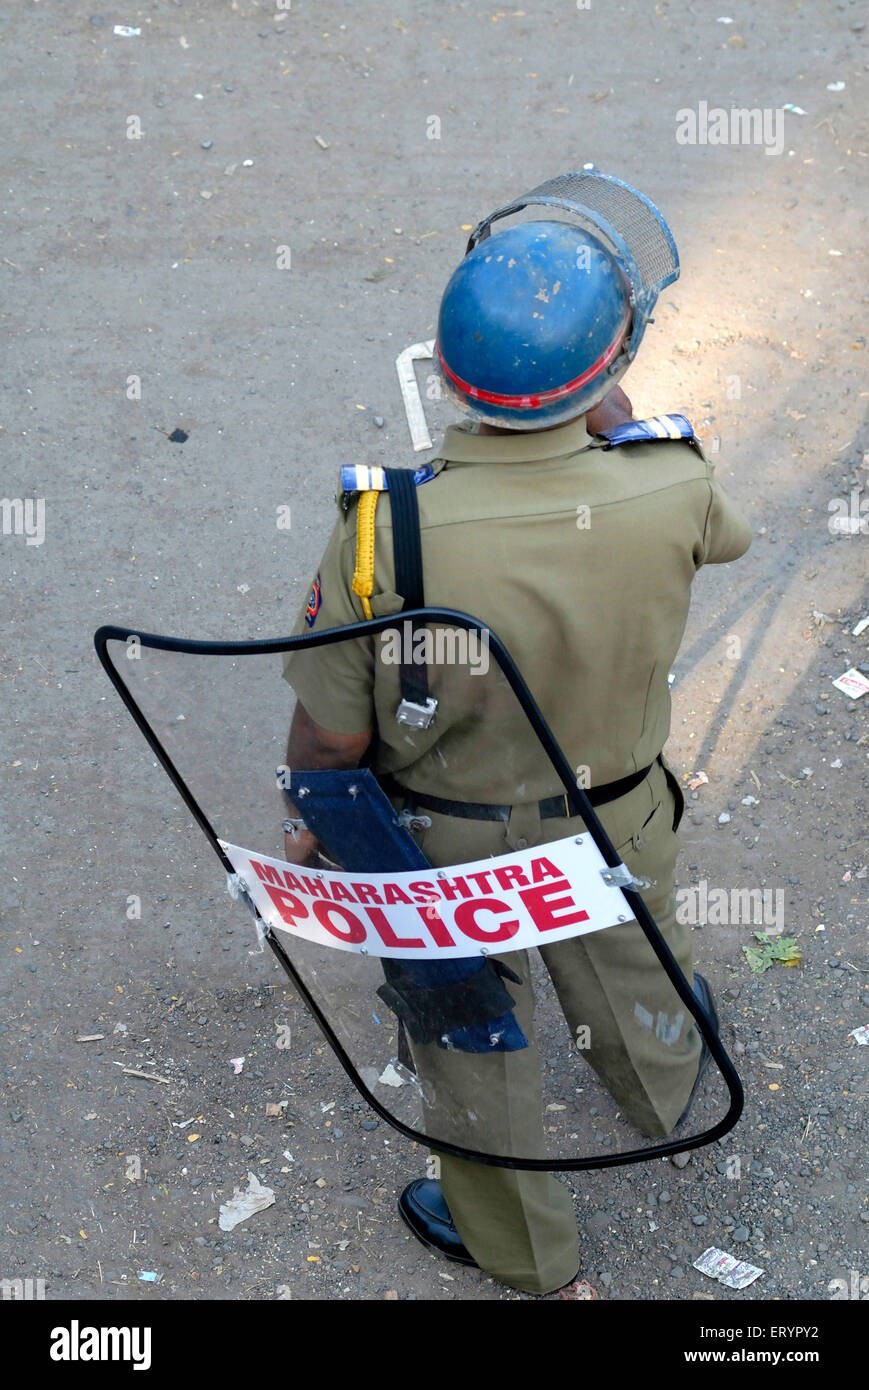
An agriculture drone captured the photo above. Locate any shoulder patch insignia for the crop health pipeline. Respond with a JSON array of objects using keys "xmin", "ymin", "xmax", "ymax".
[
  {"xmin": 304, "ymin": 571, "xmax": 322, "ymax": 628},
  {"xmin": 597, "ymin": 414, "xmax": 696, "ymax": 448},
  {"xmin": 339, "ymin": 463, "xmax": 437, "ymax": 494}
]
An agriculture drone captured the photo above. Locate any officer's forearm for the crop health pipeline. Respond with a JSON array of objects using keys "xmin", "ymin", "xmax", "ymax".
[
  {"xmin": 282, "ymin": 704, "xmax": 372, "ymax": 864},
  {"xmin": 285, "ymin": 702, "xmax": 372, "ymax": 771}
]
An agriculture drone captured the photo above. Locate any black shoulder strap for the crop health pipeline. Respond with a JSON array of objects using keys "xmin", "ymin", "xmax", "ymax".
[
  {"xmin": 384, "ymin": 468, "xmax": 424, "ymax": 608},
  {"xmin": 383, "ymin": 468, "xmax": 431, "ymax": 715}
]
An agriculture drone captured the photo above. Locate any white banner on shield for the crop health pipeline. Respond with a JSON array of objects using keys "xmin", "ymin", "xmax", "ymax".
[{"xmin": 219, "ymin": 834, "xmax": 635, "ymax": 960}]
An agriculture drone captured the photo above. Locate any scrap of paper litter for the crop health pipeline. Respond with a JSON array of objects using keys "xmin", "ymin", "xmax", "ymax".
[
  {"xmin": 218, "ymin": 1172, "xmax": 275, "ymax": 1231},
  {"xmin": 832, "ymin": 668, "xmax": 869, "ymax": 699},
  {"xmin": 850, "ymin": 1024, "xmax": 869, "ymax": 1045},
  {"xmin": 693, "ymin": 1246, "xmax": 765, "ymax": 1290}
]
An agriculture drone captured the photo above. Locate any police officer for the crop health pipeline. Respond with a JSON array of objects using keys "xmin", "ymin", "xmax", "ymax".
[{"xmin": 280, "ymin": 186, "xmax": 752, "ymax": 1296}]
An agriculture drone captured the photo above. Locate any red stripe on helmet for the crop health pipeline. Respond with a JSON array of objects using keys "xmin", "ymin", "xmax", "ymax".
[{"xmin": 437, "ymin": 314, "xmax": 629, "ymax": 409}]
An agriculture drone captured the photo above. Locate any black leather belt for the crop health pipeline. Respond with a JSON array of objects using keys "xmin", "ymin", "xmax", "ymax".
[{"xmin": 380, "ymin": 763, "xmax": 653, "ymax": 823}]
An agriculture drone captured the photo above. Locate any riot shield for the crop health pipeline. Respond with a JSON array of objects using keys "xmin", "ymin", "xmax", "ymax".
[{"xmin": 94, "ymin": 611, "xmax": 742, "ymax": 1170}]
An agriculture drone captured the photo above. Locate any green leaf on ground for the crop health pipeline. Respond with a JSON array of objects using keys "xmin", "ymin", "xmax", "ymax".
[{"xmin": 742, "ymin": 932, "xmax": 801, "ymax": 974}]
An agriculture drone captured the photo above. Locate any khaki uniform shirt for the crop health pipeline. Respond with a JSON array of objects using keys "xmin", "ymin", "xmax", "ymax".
[{"xmin": 283, "ymin": 416, "xmax": 751, "ymax": 802}]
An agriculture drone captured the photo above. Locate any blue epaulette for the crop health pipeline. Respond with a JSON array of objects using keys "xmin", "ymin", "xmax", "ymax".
[
  {"xmin": 597, "ymin": 414, "xmax": 696, "ymax": 448},
  {"xmin": 339, "ymin": 463, "xmax": 437, "ymax": 494}
]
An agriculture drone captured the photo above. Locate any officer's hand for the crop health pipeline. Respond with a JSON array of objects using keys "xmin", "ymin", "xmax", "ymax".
[
  {"xmin": 586, "ymin": 385, "xmax": 633, "ymax": 435},
  {"xmin": 283, "ymin": 826, "xmax": 320, "ymax": 867}
]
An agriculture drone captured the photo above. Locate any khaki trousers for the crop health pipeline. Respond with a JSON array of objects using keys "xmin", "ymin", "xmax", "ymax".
[{"xmin": 405, "ymin": 757, "xmax": 698, "ymax": 1295}]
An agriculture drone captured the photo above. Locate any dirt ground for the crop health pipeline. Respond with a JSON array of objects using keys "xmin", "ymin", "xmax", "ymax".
[{"xmin": 1, "ymin": 0, "xmax": 867, "ymax": 1303}]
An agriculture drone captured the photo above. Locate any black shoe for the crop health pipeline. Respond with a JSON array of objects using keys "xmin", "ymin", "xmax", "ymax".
[
  {"xmin": 676, "ymin": 973, "xmax": 720, "ymax": 1128},
  {"xmin": 398, "ymin": 1179, "xmax": 477, "ymax": 1266}
]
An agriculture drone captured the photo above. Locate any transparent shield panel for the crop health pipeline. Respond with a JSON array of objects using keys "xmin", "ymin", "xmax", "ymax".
[{"xmin": 102, "ymin": 621, "xmax": 736, "ymax": 1167}]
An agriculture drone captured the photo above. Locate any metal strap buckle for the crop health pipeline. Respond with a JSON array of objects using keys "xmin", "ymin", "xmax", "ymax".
[
  {"xmin": 395, "ymin": 696, "xmax": 438, "ymax": 729},
  {"xmin": 600, "ymin": 862, "xmax": 653, "ymax": 891}
]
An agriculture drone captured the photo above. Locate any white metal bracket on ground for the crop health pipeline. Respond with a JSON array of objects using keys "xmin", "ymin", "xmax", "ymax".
[{"xmin": 396, "ymin": 339, "xmax": 436, "ymax": 452}]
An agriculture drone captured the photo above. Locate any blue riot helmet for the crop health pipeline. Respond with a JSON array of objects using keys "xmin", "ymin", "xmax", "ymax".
[
  {"xmin": 437, "ymin": 221, "xmax": 633, "ymax": 429},
  {"xmin": 436, "ymin": 171, "xmax": 680, "ymax": 429}
]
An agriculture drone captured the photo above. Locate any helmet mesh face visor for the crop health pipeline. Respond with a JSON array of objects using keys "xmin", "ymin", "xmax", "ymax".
[{"xmin": 467, "ymin": 172, "xmax": 679, "ymax": 324}]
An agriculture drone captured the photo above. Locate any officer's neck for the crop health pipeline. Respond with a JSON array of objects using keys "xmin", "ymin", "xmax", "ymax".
[{"xmin": 477, "ymin": 416, "xmax": 585, "ymax": 436}]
